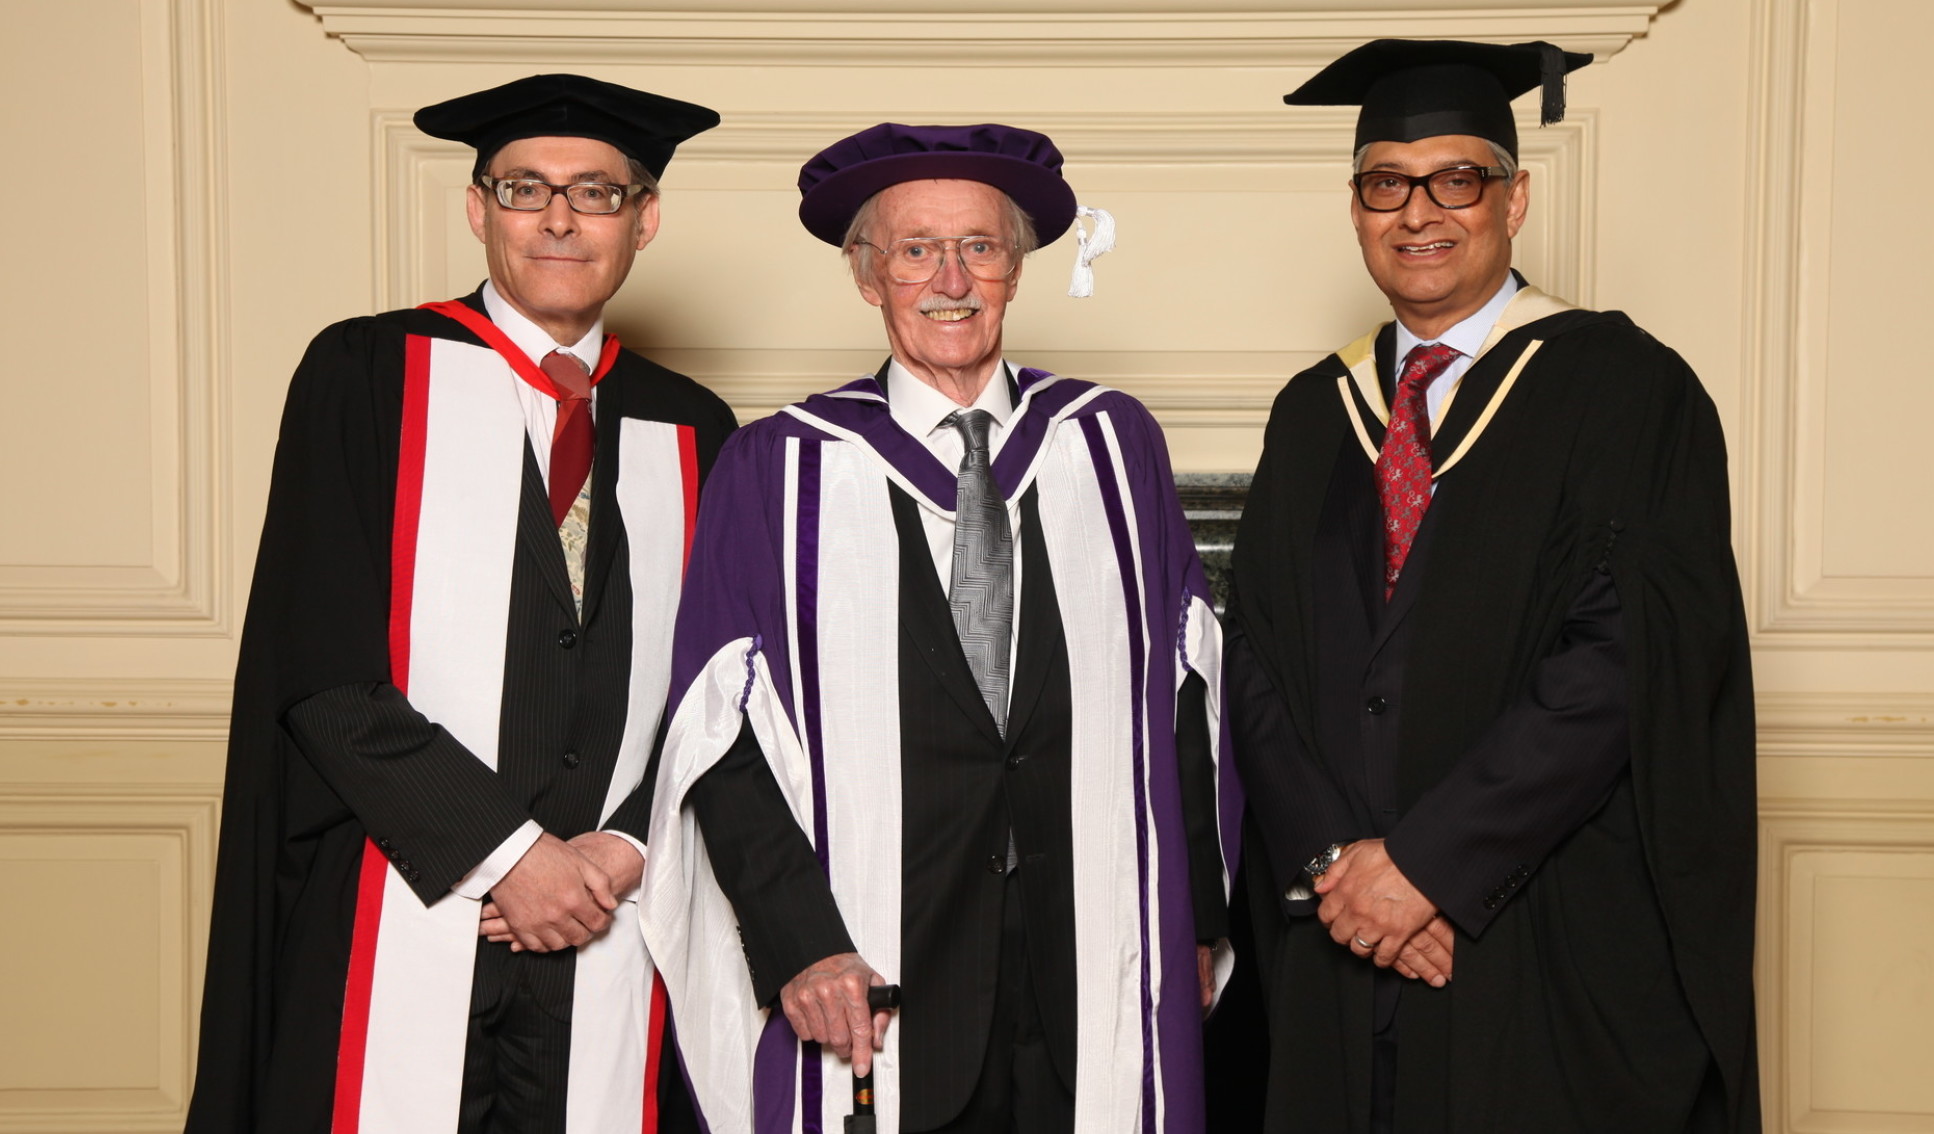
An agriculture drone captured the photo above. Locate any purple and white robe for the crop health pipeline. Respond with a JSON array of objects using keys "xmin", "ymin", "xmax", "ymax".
[{"xmin": 641, "ymin": 368, "xmax": 1240, "ymax": 1134}]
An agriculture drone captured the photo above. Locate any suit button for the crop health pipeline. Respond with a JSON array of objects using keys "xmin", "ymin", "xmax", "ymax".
[
  {"xmin": 1365, "ymin": 696, "xmax": 1388, "ymax": 715},
  {"xmin": 986, "ymin": 856, "xmax": 1005, "ymax": 875},
  {"xmin": 558, "ymin": 629, "xmax": 578, "ymax": 649},
  {"xmin": 562, "ymin": 752, "xmax": 581, "ymax": 770},
  {"xmin": 1484, "ymin": 897, "xmax": 1499, "ymax": 910},
  {"xmin": 1006, "ymin": 753, "xmax": 1023, "ymax": 770},
  {"xmin": 376, "ymin": 837, "xmax": 392, "ymax": 850}
]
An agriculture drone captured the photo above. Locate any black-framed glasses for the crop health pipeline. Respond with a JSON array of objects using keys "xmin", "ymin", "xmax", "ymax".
[
  {"xmin": 1351, "ymin": 165, "xmax": 1509, "ymax": 212},
  {"xmin": 856, "ymin": 235, "xmax": 1018, "ymax": 284},
  {"xmin": 479, "ymin": 177, "xmax": 647, "ymax": 215}
]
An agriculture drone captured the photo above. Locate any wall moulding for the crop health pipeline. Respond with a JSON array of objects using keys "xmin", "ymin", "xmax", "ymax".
[
  {"xmin": 0, "ymin": 0, "xmax": 229, "ymax": 638},
  {"xmin": 0, "ymin": 679, "xmax": 234, "ymax": 743},
  {"xmin": 301, "ymin": 2, "xmax": 1664, "ymax": 66},
  {"xmin": 0, "ymin": 669, "xmax": 1926, "ymax": 766}
]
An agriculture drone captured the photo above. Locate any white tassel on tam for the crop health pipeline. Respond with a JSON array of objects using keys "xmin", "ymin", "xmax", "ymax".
[{"xmin": 1067, "ymin": 205, "xmax": 1116, "ymax": 297}]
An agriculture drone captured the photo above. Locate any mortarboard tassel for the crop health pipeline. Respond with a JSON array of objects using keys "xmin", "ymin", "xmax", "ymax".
[
  {"xmin": 1539, "ymin": 42, "xmax": 1568, "ymax": 126},
  {"xmin": 1068, "ymin": 206, "xmax": 1115, "ymax": 298}
]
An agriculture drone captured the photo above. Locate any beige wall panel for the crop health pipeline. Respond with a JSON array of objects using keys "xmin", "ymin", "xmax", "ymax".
[
  {"xmin": 0, "ymin": 0, "xmax": 223, "ymax": 636},
  {"xmin": 1804, "ymin": 861, "xmax": 1934, "ymax": 1117},
  {"xmin": 0, "ymin": 790, "xmax": 216, "ymax": 1133},
  {"xmin": 0, "ymin": 3, "xmax": 152, "ymax": 569},
  {"xmin": 1816, "ymin": 2, "xmax": 1931, "ymax": 580},
  {"xmin": 1750, "ymin": 0, "xmax": 1934, "ymax": 645},
  {"xmin": 1761, "ymin": 804, "xmax": 1934, "ymax": 1133}
]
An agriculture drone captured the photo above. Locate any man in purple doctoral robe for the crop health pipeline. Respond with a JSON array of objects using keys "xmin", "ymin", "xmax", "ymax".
[{"xmin": 641, "ymin": 123, "xmax": 1241, "ymax": 1134}]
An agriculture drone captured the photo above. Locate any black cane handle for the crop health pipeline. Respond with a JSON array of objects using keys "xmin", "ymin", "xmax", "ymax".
[{"xmin": 846, "ymin": 985, "xmax": 901, "ymax": 1132}]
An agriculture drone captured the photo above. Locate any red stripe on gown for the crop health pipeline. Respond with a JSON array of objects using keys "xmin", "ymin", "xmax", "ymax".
[
  {"xmin": 418, "ymin": 298, "xmax": 618, "ymax": 394},
  {"xmin": 641, "ymin": 974, "xmax": 670, "ymax": 1133},
  {"xmin": 677, "ymin": 425, "xmax": 699, "ymax": 574},
  {"xmin": 333, "ymin": 331, "xmax": 433, "ymax": 1133}
]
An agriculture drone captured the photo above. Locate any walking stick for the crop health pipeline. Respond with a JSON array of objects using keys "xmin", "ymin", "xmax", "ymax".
[{"xmin": 846, "ymin": 984, "xmax": 901, "ymax": 1134}]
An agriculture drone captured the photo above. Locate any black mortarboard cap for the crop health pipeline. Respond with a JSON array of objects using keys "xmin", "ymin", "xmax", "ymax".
[
  {"xmin": 414, "ymin": 74, "xmax": 720, "ymax": 182},
  {"xmin": 1283, "ymin": 40, "xmax": 1592, "ymax": 159}
]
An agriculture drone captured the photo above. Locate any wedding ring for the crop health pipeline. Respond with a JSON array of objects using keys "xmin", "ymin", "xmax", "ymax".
[{"xmin": 1353, "ymin": 935, "xmax": 1376, "ymax": 951}]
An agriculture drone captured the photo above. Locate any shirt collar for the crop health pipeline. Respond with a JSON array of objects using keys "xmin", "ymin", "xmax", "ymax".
[
  {"xmin": 885, "ymin": 358, "xmax": 1014, "ymax": 441},
  {"xmin": 1394, "ymin": 272, "xmax": 1520, "ymax": 362},
  {"xmin": 480, "ymin": 280, "xmax": 604, "ymax": 372}
]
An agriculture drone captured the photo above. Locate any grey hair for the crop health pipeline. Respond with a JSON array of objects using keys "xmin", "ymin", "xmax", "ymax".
[
  {"xmin": 1351, "ymin": 139, "xmax": 1519, "ymax": 179},
  {"xmin": 841, "ymin": 189, "xmax": 1040, "ymax": 283}
]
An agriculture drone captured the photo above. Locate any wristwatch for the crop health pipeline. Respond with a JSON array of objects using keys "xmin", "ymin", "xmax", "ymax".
[{"xmin": 1304, "ymin": 842, "xmax": 1346, "ymax": 879}]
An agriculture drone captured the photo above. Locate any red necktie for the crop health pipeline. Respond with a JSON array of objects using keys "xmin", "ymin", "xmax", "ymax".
[
  {"xmin": 542, "ymin": 350, "xmax": 594, "ymax": 528},
  {"xmin": 1377, "ymin": 342, "xmax": 1461, "ymax": 599}
]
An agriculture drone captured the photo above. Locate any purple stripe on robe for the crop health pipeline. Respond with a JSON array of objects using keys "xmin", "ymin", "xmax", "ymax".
[
  {"xmin": 753, "ymin": 1013, "xmax": 798, "ymax": 1134},
  {"xmin": 794, "ymin": 439, "xmax": 828, "ymax": 1133},
  {"xmin": 1079, "ymin": 413, "xmax": 1158, "ymax": 1133},
  {"xmin": 791, "ymin": 391, "xmax": 958, "ymax": 506},
  {"xmin": 1015, "ymin": 365, "xmax": 1055, "ymax": 397},
  {"xmin": 991, "ymin": 372, "xmax": 1097, "ymax": 495}
]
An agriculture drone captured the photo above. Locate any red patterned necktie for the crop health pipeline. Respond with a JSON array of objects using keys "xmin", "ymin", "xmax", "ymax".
[
  {"xmin": 1377, "ymin": 342, "xmax": 1461, "ymax": 599},
  {"xmin": 542, "ymin": 350, "xmax": 594, "ymax": 527}
]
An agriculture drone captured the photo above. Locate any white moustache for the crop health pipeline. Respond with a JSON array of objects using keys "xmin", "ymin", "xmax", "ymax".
[{"xmin": 918, "ymin": 294, "xmax": 984, "ymax": 314}]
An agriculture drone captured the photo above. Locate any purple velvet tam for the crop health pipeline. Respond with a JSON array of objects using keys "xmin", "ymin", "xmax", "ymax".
[{"xmin": 796, "ymin": 122, "xmax": 1079, "ymax": 247}]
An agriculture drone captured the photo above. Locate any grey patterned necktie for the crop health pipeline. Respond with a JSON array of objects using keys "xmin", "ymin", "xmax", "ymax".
[{"xmin": 945, "ymin": 409, "xmax": 1013, "ymax": 734}]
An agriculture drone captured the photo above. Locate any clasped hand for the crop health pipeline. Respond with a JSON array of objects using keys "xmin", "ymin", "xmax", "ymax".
[
  {"xmin": 1315, "ymin": 838, "xmax": 1454, "ymax": 987},
  {"xmin": 478, "ymin": 830, "xmax": 644, "ymax": 954}
]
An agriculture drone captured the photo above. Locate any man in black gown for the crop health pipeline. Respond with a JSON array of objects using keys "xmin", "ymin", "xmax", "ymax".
[
  {"xmin": 1226, "ymin": 39, "xmax": 1759, "ymax": 1133},
  {"xmin": 186, "ymin": 75, "xmax": 736, "ymax": 1134}
]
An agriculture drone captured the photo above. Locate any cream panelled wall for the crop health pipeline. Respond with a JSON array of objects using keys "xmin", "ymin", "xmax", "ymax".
[{"xmin": 0, "ymin": 0, "xmax": 1927, "ymax": 1130}]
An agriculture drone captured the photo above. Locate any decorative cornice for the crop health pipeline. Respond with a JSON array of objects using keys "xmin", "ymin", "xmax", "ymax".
[{"xmin": 301, "ymin": 3, "xmax": 1665, "ymax": 66}]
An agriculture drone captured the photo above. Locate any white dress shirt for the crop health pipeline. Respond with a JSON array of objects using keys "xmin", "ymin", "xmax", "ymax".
[
  {"xmin": 885, "ymin": 358, "xmax": 1025, "ymax": 718},
  {"xmin": 1392, "ymin": 273, "xmax": 1519, "ymax": 499},
  {"xmin": 1392, "ymin": 272, "xmax": 1520, "ymax": 430}
]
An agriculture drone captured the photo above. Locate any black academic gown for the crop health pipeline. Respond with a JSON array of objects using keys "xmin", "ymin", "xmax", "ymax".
[
  {"xmin": 687, "ymin": 367, "xmax": 1227, "ymax": 1131},
  {"xmin": 1227, "ymin": 295, "xmax": 1759, "ymax": 1133},
  {"xmin": 185, "ymin": 292, "xmax": 737, "ymax": 1133}
]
